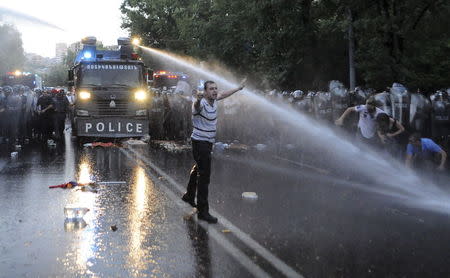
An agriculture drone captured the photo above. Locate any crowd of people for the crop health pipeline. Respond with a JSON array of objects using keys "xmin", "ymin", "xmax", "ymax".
[
  {"xmin": 150, "ymin": 80, "xmax": 449, "ymax": 173},
  {"xmin": 1, "ymin": 79, "xmax": 448, "ymax": 173},
  {"xmin": 0, "ymin": 86, "xmax": 72, "ymax": 149}
]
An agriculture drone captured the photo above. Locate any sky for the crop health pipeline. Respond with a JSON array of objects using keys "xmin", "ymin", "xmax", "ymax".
[{"xmin": 0, "ymin": 0, "xmax": 128, "ymax": 57}]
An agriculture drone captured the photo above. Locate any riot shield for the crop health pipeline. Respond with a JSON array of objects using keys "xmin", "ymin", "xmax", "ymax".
[
  {"xmin": 374, "ymin": 91, "xmax": 392, "ymax": 117},
  {"xmin": 293, "ymin": 90, "xmax": 313, "ymax": 115},
  {"xmin": 313, "ymin": 91, "xmax": 333, "ymax": 122},
  {"xmin": 430, "ymin": 90, "xmax": 450, "ymax": 137},
  {"xmin": 390, "ymin": 83, "xmax": 410, "ymax": 128},
  {"xmin": 410, "ymin": 93, "xmax": 431, "ymax": 135},
  {"xmin": 329, "ymin": 81, "xmax": 350, "ymax": 121}
]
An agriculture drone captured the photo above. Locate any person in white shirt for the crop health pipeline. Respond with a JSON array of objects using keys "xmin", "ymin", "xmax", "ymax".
[
  {"xmin": 335, "ymin": 97, "xmax": 386, "ymax": 145},
  {"xmin": 182, "ymin": 79, "xmax": 245, "ymax": 223}
]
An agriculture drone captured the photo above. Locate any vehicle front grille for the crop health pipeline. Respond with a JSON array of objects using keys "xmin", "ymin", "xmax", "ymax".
[{"xmin": 92, "ymin": 99, "xmax": 133, "ymax": 116}]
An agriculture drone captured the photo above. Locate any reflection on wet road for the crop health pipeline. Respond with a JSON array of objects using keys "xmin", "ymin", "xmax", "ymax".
[
  {"xmin": 2, "ymin": 137, "xmax": 450, "ymax": 277},
  {"xmin": 0, "ymin": 139, "xmax": 252, "ymax": 277}
]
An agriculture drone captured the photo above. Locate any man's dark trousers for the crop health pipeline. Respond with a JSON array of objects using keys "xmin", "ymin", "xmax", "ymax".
[{"xmin": 186, "ymin": 139, "xmax": 213, "ymax": 213}]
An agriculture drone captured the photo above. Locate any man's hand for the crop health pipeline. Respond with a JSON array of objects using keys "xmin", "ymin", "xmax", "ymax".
[
  {"xmin": 193, "ymin": 90, "xmax": 203, "ymax": 112},
  {"xmin": 386, "ymin": 133, "xmax": 395, "ymax": 138},
  {"xmin": 379, "ymin": 134, "xmax": 387, "ymax": 144},
  {"xmin": 195, "ymin": 90, "xmax": 204, "ymax": 100},
  {"xmin": 334, "ymin": 118, "xmax": 344, "ymax": 126}
]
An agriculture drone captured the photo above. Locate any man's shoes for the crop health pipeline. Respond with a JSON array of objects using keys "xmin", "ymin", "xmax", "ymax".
[
  {"xmin": 181, "ymin": 194, "xmax": 196, "ymax": 208},
  {"xmin": 198, "ymin": 212, "xmax": 218, "ymax": 224}
]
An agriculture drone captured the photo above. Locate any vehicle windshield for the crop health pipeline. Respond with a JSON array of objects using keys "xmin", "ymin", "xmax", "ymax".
[{"xmin": 80, "ymin": 63, "xmax": 142, "ymax": 87}]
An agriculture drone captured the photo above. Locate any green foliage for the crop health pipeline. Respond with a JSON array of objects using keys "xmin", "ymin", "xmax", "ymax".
[
  {"xmin": 43, "ymin": 64, "xmax": 67, "ymax": 87},
  {"xmin": 121, "ymin": 0, "xmax": 450, "ymax": 91},
  {"xmin": 65, "ymin": 49, "xmax": 76, "ymax": 68},
  {"xmin": 0, "ymin": 24, "xmax": 25, "ymax": 75}
]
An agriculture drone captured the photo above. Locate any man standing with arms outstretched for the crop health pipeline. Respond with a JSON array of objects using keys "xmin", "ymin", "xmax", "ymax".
[{"xmin": 182, "ymin": 79, "xmax": 246, "ymax": 223}]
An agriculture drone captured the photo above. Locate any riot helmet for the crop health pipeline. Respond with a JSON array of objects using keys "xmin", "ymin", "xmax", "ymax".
[
  {"xmin": 3, "ymin": 86, "xmax": 13, "ymax": 95},
  {"xmin": 292, "ymin": 90, "xmax": 304, "ymax": 100}
]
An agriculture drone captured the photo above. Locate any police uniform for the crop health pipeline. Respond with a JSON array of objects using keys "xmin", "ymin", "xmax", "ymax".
[{"xmin": 52, "ymin": 92, "xmax": 70, "ymax": 141}]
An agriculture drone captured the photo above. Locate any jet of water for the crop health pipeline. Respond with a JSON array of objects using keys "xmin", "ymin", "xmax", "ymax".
[
  {"xmin": 139, "ymin": 45, "xmax": 450, "ymax": 215},
  {"xmin": 0, "ymin": 6, "xmax": 65, "ymax": 31}
]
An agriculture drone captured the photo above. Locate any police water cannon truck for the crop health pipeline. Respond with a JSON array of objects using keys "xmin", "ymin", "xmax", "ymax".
[{"xmin": 68, "ymin": 36, "xmax": 151, "ymax": 139}]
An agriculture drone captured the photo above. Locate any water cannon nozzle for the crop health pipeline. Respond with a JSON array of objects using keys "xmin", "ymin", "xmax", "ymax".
[{"xmin": 81, "ymin": 36, "xmax": 97, "ymax": 45}]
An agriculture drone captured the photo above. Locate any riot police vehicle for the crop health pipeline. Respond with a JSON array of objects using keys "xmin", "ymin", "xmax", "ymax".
[
  {"xmin": 151, "ymin": 70, "xmax": 190, "ymax": 93},
  {"xmin": 68, "ymin": 37, "xmax": 150, "ymax": 139},
  {"xmin": 1, "ymin": 71, "xmax": 42, "ymax": 90}
]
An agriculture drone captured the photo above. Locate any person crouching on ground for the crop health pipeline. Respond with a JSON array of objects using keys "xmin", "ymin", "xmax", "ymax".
[
  {"xmin": 182, "ymin": 79, "xmax": 246, "ymax": 224},
  {"xmin": 335, "ymin": 97, "xmax": 386, "ymax": 146},
  {"xmin": 405, "ymin": 133, "xmax": 447, "ymax": 172}
]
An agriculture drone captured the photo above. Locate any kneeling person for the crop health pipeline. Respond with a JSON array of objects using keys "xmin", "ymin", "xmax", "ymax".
[{"xmin": 405, "ymin": 133, "xmax": 447, "ymax": 172}]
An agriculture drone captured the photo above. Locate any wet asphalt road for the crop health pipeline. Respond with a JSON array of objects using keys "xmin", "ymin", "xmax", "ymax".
[{"xmin": 1, "ymin": 135, "xmax": 450, "ymax": 278}]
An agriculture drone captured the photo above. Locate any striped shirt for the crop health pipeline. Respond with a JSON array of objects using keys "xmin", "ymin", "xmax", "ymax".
[{"xmin": 191, "ymin": 98, "xmax": 217, "ymax": 143}]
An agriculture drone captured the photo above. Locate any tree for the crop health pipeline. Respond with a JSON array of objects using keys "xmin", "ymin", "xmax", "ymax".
[
  {"xmin": 0, "ymin": 24, "xmax": 25, "ymax": 76},
  {"xmin": 43, "ymin": 64, "xmax": 67, "ymax": 87},
  {"xmin": 120, "ymin": 0, "xmax": 450, "ymax": 91}
]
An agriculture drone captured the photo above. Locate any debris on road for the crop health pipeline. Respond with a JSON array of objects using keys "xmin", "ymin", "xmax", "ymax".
[
  {"xmin": 83, "ymin": 142, "xmax": 121, "ymax": 148},
  {"xmin": 228, "ymin": 142, "xmax": 248, "ymax": 152},
  {"xmin": 96, "ymin": 181, "xmax": 126, "ymax": 185},
  {"xmin": 124, "ymin": 139, "xmax": 147, "ymax": 146},
  {"xmin": 110, "ymin": 225, "xmax": 118, "ymax": 231},
  {"xmin": 140, "ymin": 134, "xmax": 151, "ymax": 143},
  {"xmin": 242, "ymin": 192, "xmax": 258, "ymax": 200},
  {"xmin": 79, "ymin": 185, "xmax": 98, "ymax": 193},
  {"xmin": 222, "ymin": 229, "xmax": 231, "ymax": 233},
  {"xmin": 151, "ymin": 140, "xmax": 191, "ymax": 153},
  {"xmin": 49, "ymin": 181, "xmax": 95, "ymax": 189},
  {"xmin": 10, "ymin": 152, "xmax": 18, "ymax": 159}
]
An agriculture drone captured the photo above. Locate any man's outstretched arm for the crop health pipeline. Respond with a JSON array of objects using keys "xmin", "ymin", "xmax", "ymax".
[{"xmin": 217, "ymin": 78, "xmax": 246, "ymax": 100}]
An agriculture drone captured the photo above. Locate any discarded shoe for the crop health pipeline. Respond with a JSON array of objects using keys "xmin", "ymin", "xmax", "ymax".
[
  {"xmin": 181, "ymin": 194, "xmax": 196, "ymax": 208},
  {"xmin": 198, "ymin": 212, "xmax": 218, "ymax": 224}
]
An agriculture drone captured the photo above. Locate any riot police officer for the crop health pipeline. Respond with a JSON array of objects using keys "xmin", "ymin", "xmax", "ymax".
[
  {"xmin": 36, "ymin": 89, "xmax": 54, "ymax": 142},
  {"xmin": 52, "ymin": 89, "xmax": 70, "ymax": 141},
  {"xmin": 5, "ymin": 86, "xmax": 24, "ymax": 146}
]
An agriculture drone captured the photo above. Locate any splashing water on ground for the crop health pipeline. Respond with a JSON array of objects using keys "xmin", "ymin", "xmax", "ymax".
[{"xmin": 139, "ymin": 45, "xmax": 450, "ymax": 215}]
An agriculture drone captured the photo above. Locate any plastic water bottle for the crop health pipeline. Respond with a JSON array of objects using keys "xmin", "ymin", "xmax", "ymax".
[
  {"xmin": 255, "ymin": 144, "xmax": 267, "ymax": 151},
  {"xmin": 64, "ymin": 205, "xmax": 89, "ymax": 219},
  {"xmin": 242, "ymin": 192, "xmax": 258, "ymax": 200}
]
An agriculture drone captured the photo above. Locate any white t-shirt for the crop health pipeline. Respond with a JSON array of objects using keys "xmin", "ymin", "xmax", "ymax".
[
  {"xmin": 191, "ymin": 98, "xmax": 217, "ymax": 143},
  {"xmin": 354, "ymin": 105, "xmax": 385, "ymax": 138}
]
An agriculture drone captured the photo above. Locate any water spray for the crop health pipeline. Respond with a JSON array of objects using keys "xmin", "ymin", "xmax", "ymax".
[
  {"xmin": 137, "ymin": 43, "xmax": 450, "ymax": 215},
  {"xmin": 0, "ymin": 7, "xmax": 65, "ymax": 31}
]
